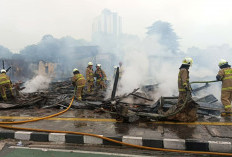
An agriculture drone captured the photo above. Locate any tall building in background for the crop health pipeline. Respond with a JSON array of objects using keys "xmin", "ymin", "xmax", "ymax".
[{"xmin": 92, "ymin": 9, "xmax": 122, "ymax": 37}]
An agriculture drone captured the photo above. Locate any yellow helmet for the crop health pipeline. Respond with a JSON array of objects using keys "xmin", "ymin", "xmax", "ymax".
[
  {"xmin": 88, "ymin": 62, "xmax": 93, "ymax": 66},
  {"xmin": 182, "ymin": 57, "xmax": 193, "ymax": 66},
  {"xmin": 218, "ymin": 59, "xmax": 228, "ymax": 67},
  {"xmin": 73, "ymin": 68, "xmax": 79, "ymax": 72}
]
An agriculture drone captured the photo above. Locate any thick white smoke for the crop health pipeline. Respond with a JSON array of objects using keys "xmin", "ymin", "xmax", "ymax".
[
  {"xmin": 22, "ymin": 75, "xmax": 51, "ymax": 93},
  {"xmin": 107, "ymin": 35, "xmax": 232, "ymax": 103},
  {"xmin": 118, "ymin": 51, "xmax": 149, "ymax": 94},
  {"xmin": 107, "ymin": 34, "xmax": 181, "ymax": 100},
  {"xmin": 187, "ymin": 44, "xmax": 232, "ymax": 100}
]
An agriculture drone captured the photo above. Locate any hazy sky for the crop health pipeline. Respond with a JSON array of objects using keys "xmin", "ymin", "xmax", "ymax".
[{"xmin": 0, "ymin": 0, "xmax": 232, "ymax": 53}]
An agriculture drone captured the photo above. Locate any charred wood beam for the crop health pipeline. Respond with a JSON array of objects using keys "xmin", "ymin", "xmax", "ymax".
[
  {"xmin": 130, "ymin": 93, "xmax": 153, "ymax": 101},
  {"xmin": 111, "ymin": 67, "xmax": 119, "ymax": 100},
  {"xmin": 6, "ymin": 67, "xmax": 11, "ymax": 72},
  {"xmin": 118, "ymin": 101, "xmax": 151, "ymax": 106},
  {"xmin": 162, "ymin": 97, "xmax": 178, "ymax": 99},
  {"xmin": 2, "ymin": 60, "xmax": 4, "ymax": 69}
]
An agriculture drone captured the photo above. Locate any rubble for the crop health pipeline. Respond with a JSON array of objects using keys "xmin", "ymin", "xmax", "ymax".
[{"xmin": 0, "ymin": 74, "xmax": 224, "ymax": 123}]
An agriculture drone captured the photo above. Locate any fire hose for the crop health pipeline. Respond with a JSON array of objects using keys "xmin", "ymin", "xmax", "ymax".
[
  {"xmin": 138, "ymin": 80, "xmax": 219, "ymax": 119},
  {"xmin": 190, "ymin": 80, "xmax": 219, "ymax": 84},
  {"xmin": 0, "ymin": 84, "xmax": 232, "ymax": 156},
  {"xmin": 137, "ymin": 91, "xmax": 191, "ymax": 119}
]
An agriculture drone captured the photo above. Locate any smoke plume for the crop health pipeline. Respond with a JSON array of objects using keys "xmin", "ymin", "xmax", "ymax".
[{"xmin": 22, "ymin": 75, "xmax": 51, "ymax": 93}]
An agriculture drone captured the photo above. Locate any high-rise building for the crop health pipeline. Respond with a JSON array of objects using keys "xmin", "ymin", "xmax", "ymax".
[{"xmin": 92, "ymin": 9, "xmax": 122, "ymax": 37}]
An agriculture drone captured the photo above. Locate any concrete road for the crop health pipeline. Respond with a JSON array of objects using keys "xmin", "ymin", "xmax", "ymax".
[
  {"xmin": 0, "ymin": 109, "xmax": 231, "ymax": 141},
  {"xmin": 0, "ymin": 142, "xmax": 207, "ymax": 157},
  {"xmin": 0, "ymin": 147, "xmax": 142, "ymax": 157}
]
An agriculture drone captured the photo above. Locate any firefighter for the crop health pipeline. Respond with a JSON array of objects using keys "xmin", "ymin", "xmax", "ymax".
[
  {"xmin": 119, "ymin": 61, "xmax": 124, "ymax": 79},
  {"xmin": 0, "ymin": 69, "xmax": 13, "ymax": 101},
  {"xmin": 178, "ymin": 57, "xmax": 193, "ymax": 106},
  {"xmin": 166, "ymin": 57, "xmax": 198, "ymax": 122},
  {"xmin": 94, "ymin": 64, "xmax": 107, "ymax": 90},
  {"xmin": 216, "ymin": 59, "xmax": 232, "ymax": 114},
  {"xmin": 71, "ymin": 68, "xmax": 86, "ymax": 101},
  {"xmin": 86, "ymin": 62, "xmax": 94, "ymax": 94}
]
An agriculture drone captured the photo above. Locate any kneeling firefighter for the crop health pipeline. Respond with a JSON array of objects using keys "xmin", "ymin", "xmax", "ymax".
[
  {"xmin": 216, "ymin": 59, "xmax": 232, "ymax": 114},
  {"xmin": 0, "ymin": 69, "xmax": 13, "ymax": 101},
  {"xmin": 71, "ymin": 68, "xmax": 86, "ymax": 101}
]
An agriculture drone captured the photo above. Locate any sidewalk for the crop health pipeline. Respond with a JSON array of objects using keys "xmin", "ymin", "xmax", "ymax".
[{"xmin": 0, "ymin": 109, "xmax": 231, "ymax": 153}]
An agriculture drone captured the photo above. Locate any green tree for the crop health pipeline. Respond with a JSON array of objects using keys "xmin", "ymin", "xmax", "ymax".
[{"xmin": 147, "ymin": 21, "xmax": 179, "ymax": 53}]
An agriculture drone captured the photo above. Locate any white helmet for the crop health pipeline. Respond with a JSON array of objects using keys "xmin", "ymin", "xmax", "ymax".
[
  {"xmin": 73, "ymin": 68, "xmax": 79, "ymax": 72},
  {"xmin": 113, "ymin": 66, "xmax": 117, "ymax": 69},
  {"xmin": 1, "ymin": 69, "xmax": 6, "ymax": 73},
  {"xmin": 96, "ymin": 64, "xmax": 101, "ymax": 67},
  {"xmin": 88, "ymin": 62, "xmax": 93, "ymax": 66},
  {"xmin": 182, "ymin": 57, "xmax": 193, "ymax": 66},
  {"xmin": 218, "ymin": 59, "xmax": 228, "ymax": 67}
]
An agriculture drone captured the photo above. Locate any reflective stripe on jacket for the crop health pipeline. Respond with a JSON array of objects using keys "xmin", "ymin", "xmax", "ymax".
[
  {"xmin": 0, "ymin": 74, "xmax": 11, "ymax": 85},
  {"xmin": 86, "ymin": 67, "xmax": 94, "ymax": 81},
  {"xmin": 95, "ymin": 69, "xmax": 107, "ymax": 81},
  {"xmin": 72, "ymin": 74, "xmax": 86, "ymax": 88},
  {"xmin": 217, "ymin": 68, "xmax": 232, "ymax": 91},
  {"xmin": 178, "ymin": 68, "xmax": 189, "ymax": 92}
]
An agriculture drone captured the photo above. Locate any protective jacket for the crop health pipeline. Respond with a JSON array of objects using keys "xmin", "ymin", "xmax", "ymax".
[
  {"xmin": 95, "ymin": 69, "xmax": 107, "ymax": 81},
  {"xmin": 0, "ymin": 73, "xmax": 11, "ymax": 86},
  {"xmin": 217, "ymin": 67, "xmax": 232, "ymax": 91},
  {"xmin": 86, "ymin": 67, "xmax": 94, "ymax": 82},
  {"xmin": 72, "ymin": 74, "xmax": 86, "ymax": 88},
  {"xmin": 0, "ymin": 73, "xmax": 13, "ymax": 100},
  {"xmin": 178, "ymin": 67, "xmax": 189, "ymax": 92}
]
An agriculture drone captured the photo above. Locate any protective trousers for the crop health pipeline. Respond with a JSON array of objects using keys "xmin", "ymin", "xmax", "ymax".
[
  {"xmin": 221, "ymin": 91, "xmax": 232, "ymax": 112},
  {"xmin": 76, "ymin": 87, "xmax": 84, "ymax": 101},
  {"xmin": 177, "ymin": 92, "xmax": 187, "ymax": 108},
  {"xmin": 87, "ymin": 81, "xmax": 94, "ymax": 93},
  {"xmin": 96, "ymin": 80, "xmax": 106, "ymax": 90},
  {"xmin": 0, "ymin": 83, "xmax": 13, "ymax": 101}
]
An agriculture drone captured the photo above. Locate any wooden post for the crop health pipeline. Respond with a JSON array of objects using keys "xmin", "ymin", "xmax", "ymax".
[{"xmin": 111, "ymin": 67, "xmax": 119, "ymax": 100}]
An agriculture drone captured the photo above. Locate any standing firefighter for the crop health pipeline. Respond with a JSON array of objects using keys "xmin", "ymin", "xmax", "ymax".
[
  {"xmin": 178, "ymin": 57, "xmax": 193, "ymax": 105},
  {"xmin": 86, "ymin": 62, "xmax": 94, "ymax": 94},
  {"xmin": 119, "ymin": 62, "xmax": 124, "ymax": 80},
  {"xmin": 166, "ymin": 57, "xmax": 198, "ymax": 122},
  {"xmin": 216, "ymin": 59, "xmax": 232, "ymax": 115},
  {"xmin": 94, "ymin": 64, "xmax": 107, "ymax": 90},
  {"xmin": 71, "ymin": 68, "xmax": 86, "ymax": 101},
  {"xmin": 0, "ymin": 69, "xmax": 13, "ymax": 101}
]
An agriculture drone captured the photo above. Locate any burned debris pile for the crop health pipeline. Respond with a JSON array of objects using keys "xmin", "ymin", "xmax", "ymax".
[{"xmin": 0, "ymin": 79, "xmax": 223, "ymax": 123}]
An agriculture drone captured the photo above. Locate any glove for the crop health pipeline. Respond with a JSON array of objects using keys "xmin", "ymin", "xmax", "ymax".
[
  {"xmin": 216, "ymin": 75, "xmax": 222, "ymax": 81},
  {"xmin": 183, "ymin": 84, "xmax": 190, "ymax": 91}
]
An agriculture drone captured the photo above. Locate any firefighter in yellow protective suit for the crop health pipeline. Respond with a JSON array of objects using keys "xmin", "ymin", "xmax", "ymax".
[
  {"xmin": 166, "ymin": 57, "xmax": 198, "ymax": 122},
  {"xmin": 178, "ymin": 57, "xmax": 193, "ymax": 106},
  {"xmin": 0, "ymin": 69, "xmax": 13, "ymax": 101},
  {"xmin": 86, "ymin": 62, "xmax": 94, "ymax": 94},
  {"xmin": 71, "ymin": 68, "xmax": 86, "ymax": 101},
  {"xmin": 94, "ymin": 64, "xmax": 107, "ymax": 90},
  {"xmin": 216, "ymin": 59, "xmax": 232, "ymax": 114}
]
